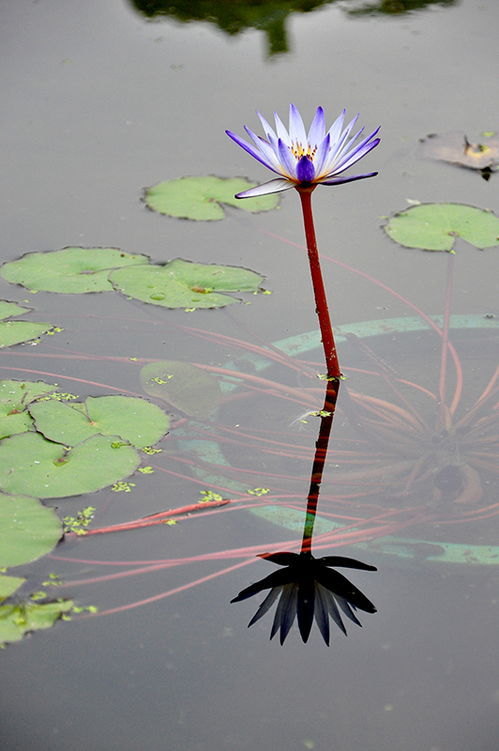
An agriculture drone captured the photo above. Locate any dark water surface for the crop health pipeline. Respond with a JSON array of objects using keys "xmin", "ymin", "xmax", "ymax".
[{"xmin": 1, "ymin": 1, "xmax": 498, "ymax": 749}]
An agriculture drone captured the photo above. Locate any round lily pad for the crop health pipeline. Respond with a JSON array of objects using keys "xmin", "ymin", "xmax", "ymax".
[
  {"xmin": 143, "ymin": 176, "xmax": 280, "ymax": 220},
  {"xmin": 110, "ymin": 258, "xmax": 264, "ymax": 309},
  {"xmin": 0, "ymin": 432, "xmax": 140, "ymax": 499},
  {"xmin": 0, "ymin": 491, "xmax": 62, "ymax": 567},
  {"xmin": 29, "ymin": 395, "xmax": 169, "ymax": 449},
  {"xmin": 0, "ymin": 598, "xmax": 74, "ymax": 646},
  {"xmin": 0, "ymin": 380, "xmax": 58, "ymax": 439},
  {"xmin": 140, "ymin": 360, "xmax": 222, "ymax": 420},
  {"xmin": 0, "ymin": 247, "xmax": 149, "ymax": 294},
  {"xmin": 384, "ymin": 203, "xmax": 499, "ymax": 251}
]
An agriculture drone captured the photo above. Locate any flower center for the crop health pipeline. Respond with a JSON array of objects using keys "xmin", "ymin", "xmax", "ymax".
[{"xmin": 291, "ymin": 142, "xmax": 317, "ymax": 160}]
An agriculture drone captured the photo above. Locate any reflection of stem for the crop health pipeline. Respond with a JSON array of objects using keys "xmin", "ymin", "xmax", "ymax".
[
  {"xmin": 438, "ymin": 250, "xmax": 455, "ymax": 425},
  {"xmin": 301, "ymin": 381, "xmax": 340, "ymax": 552},
  {"xmin": 297, "ymin": 187, "xmax": 341, "ymax": 379}
]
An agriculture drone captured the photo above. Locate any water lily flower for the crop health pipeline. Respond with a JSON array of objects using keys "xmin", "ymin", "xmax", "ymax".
[
  {"xmin": 231, "ymin": 552, "xmax": 377, "ymax": 645},
  {"xmin": 226, "ymin": 104, "xmax": 380, "ymax": 198}
]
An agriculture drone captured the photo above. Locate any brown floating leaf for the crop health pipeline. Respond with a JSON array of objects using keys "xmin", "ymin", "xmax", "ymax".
[{"xmin": 418, "ymin": 131, "xmax": 499, "ymax": 179}]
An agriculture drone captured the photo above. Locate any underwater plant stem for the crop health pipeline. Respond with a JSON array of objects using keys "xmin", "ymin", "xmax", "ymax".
[
  {"xmin": 297, "ymin": 187, "xmax": 341, "ymax": 379},
  {"xmin": 438, "ymin": 250, "xmax": 455, "ymax": 420}
]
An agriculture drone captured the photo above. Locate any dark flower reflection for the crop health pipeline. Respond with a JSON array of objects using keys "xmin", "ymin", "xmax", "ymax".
[
  {"xmin": 231, "ymin": 377, "xmax": 378, "ymax": 644},
  {"xmin": 232, "ymin": 551, "xmax": 377, "ymax": 645}
]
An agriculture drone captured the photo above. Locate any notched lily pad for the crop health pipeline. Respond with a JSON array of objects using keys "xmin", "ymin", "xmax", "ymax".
[
  {"xmin": 0, "ymin": 299, "xmax": 54, "ymax": 349},
  {"xmin": 0, "ymin": 491, "xmax": 62, "ymax": 567},
  {"xmin": 140, "ymin": 360, "xmax": 222, "ymax": 420},
  {"xmin": 0, "ymin": 247, "xmax": 149, "ymax": 294},
  {"xmin": 0, "ymin": 432, "xmax": 140, "ymax": 499},
  {"xmin": 0, "ymin": 379, "xmax": 58, "ymax": 439},
  {"xmin": 419, "ymin": 131, "xmax": 499, "ymax": 180},
  {"xmin": 110, "ymin": 258, "xmax": 264, "ymax": 309},
  {"xmin": 29, "ymin": 395, "xmax": 170, "ymax": 449},
  {"xmin": 384, "ymin": 203, "xmax": 499, "ymax": 251},
  {"xmin": 0, "ymin": 598, "xmax": 74, "ymax": 646},
  {"xmin": 143, "ymin": 175, "xmax": 280, "ymax": 220}
]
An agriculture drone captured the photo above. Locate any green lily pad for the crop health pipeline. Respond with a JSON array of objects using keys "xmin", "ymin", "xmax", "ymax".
[
  {"xmin": 140, "ymin": 360, "xmax": 222, "ymax": 420},
  {"xmin": 143, "ymin": 176, "xmax": 280, "ymax": 220},
  {"xmin": 0, "ymin": 247, "xmax": 149, "ymax": 294},
  {"xmin": 384, "ymin": 203, "xmax": 499, "ymax": 251},
  {"xmin": 0, "ymin": 320, "xmax": 54, "ymax": 348},
  {"xmin": 29, "ymin": 395, "xmax": 169, "ymax": 449},
  {"xmin": 0, "ymin": 492, "xmax": 62, "ymax": 566},
  {"xmin": 0, "ymin": 299, "xmax": 54, "ymax": 348},
  {"xmin": 110, "ymin": 258, "xmax": 264, "ymax": 309},
  {"xmin": 0, "ymin": 598, "xmax": 74, "ymax": 646},
  {"xmin": 0, "ymin": 575, "xmax": 26, "ymax": 602},
  {"xmin": 0, "ymin": 432, "xmax": 140, "ymax": 499},
  {"xmin": 0, "ymin": 301, "xmax": 30, "ymax": 320},
  {"xmin": 0, "ymin": 380, "xmax": 58, "ymax": 439}
]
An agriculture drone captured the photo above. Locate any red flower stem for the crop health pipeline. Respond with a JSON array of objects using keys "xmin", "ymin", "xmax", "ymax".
[{"xmin": 296, "ymin": 186, "xmax": 341, "ymax": 380}]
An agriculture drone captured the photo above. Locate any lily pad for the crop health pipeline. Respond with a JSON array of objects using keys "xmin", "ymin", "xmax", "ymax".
[
  {"xmin": 0, "ymin": 299, "xmax": 54, "ymax": 348},
  {"xmin": 0, "ymin": 247, "xmax": 149, "ymax": 294},
  {"xmin": 29, "ymin": 395, "xmax": 169, "ymax": 449},
  {"xmin": 0, "ymin": 432, "xmax": 140, "ymax": 499},
  {"xmin": 0, "ymin": 380, "xmax": 58, "ymax": 439},
  {"xmin": 384, "ymin": 203, "xmax": 499, "ymax": 251},
  {"xmin": 0, "ymin": 301, "xmax": 31, "ymax": 320},
  {"xmin": 141, "ymin": 360, "xmax": 222, "ymax": 420},
  {"xmin": 143, "ymin": 176, "xmax": 280, "ymax": 220},
  {"xmin": 0, "ymin": 575, "xmax": 26, "ymax": 602},
  {"xmin": 0, "ymin": 492, "xmax": 62, "ymax": 566},
  {"xmin": 110, "ymin": 258, "xmax": 264, "ymax": 309},
  {"xmin": 0, "ymin": 598, "xmax": 74, "ymax": 646}
]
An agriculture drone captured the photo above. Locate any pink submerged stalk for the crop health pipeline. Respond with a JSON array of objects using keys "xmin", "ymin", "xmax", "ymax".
[{"xmin": 226, "ymin": 104, "xmax": 380, "ymax": 379}]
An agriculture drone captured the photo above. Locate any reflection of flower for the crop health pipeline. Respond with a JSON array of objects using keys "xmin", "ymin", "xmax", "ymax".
[
  {"xmin": 231, "ymin": 552, "xmax": 376, "ymax": 645},
  {"xmin": 226, "ymin": 104, "xmax": 380, "ymax": 198}
]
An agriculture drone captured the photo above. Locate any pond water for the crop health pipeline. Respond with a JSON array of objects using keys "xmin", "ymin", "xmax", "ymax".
[{"xmin": 1, "ymin": 1, "xmax": 498, "ymax": 749}]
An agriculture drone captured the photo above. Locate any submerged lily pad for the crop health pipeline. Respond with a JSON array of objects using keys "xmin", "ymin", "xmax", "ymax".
[
  {"xmin": 0, "ymin": 598, "xmax": 74, "ymax": 646},
  {"xmin": 0, "ymin": 247, "xmax": 148, "ymax": 294},
  {"xmin": 0, "ymin": 299, "xmax": 54, "ymax": 348},
  {"xmin": 0, "ymin": 433, "xmax": 140, "ymax": 499},
  {"xmin": 140, "ymin": 361, "xmax": 222, "ymax": 420},
  {"xmin": 0, "ymin": 492, "xmax": 62, "ymax": 567},
  {"xmin": 143, "ymin": 176, "xmax": 280, "ymax": 220},
  {"xmin": 110, "ymin": 258, "xmax": 264, "ymax": 309},
  {"xmin": 384, "ymin": 203, "xmax": 499, "ymax": 251},
  {"xmin": 29, "ymin": 395, "xmax": 169, "ymax": 449},
  {"xmin": 0, "ymin": 380, "xmax": 58, "ymax": 439}
]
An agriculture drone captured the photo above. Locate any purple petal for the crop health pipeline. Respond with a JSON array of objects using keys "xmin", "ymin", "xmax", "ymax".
[
  {"xmin": 330, "ymin": 138, "xmax": 380, "ymax": 176},
  {"xmin": 235, "ymin": 177, "xmax": 293, "ymax": 199},
  {"xmin": 313, "ymin": 133, "xmax": 331, "ymax": 177},
  {"xmin": 277, "ymin": 138, "xmax": 297, "ymax": 178},
  {"xmin": 321, "ymin": 171, "xmax": 378, "ymax": 186},
  {"xmin": 257, "ymin": 111, "xmax": 277, "ymax": 142},
  {"xmin": 274, "ymin": 112, "xmax": 291, "ymax": 145},
  {"xmin": 226, "ymin": 130, "xmax": 280, "ymax": 175},
  {"xmin": 244, "ymin": 125, "xmax": 281, "ymax": 171},
  {"xmin": 327, "ymin": 108, "xmax": 346, "ymax": 147},
  {"xmin": 296, "ymin": 155, "xmax": 315, "ymax": 183},
  {"xmin": 308, "ymin": 106, "xmax": 325, "ymax": 146},
  {"xmin": 289, "ymin": 103, "xmax": 307, "ymax": 145}
]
